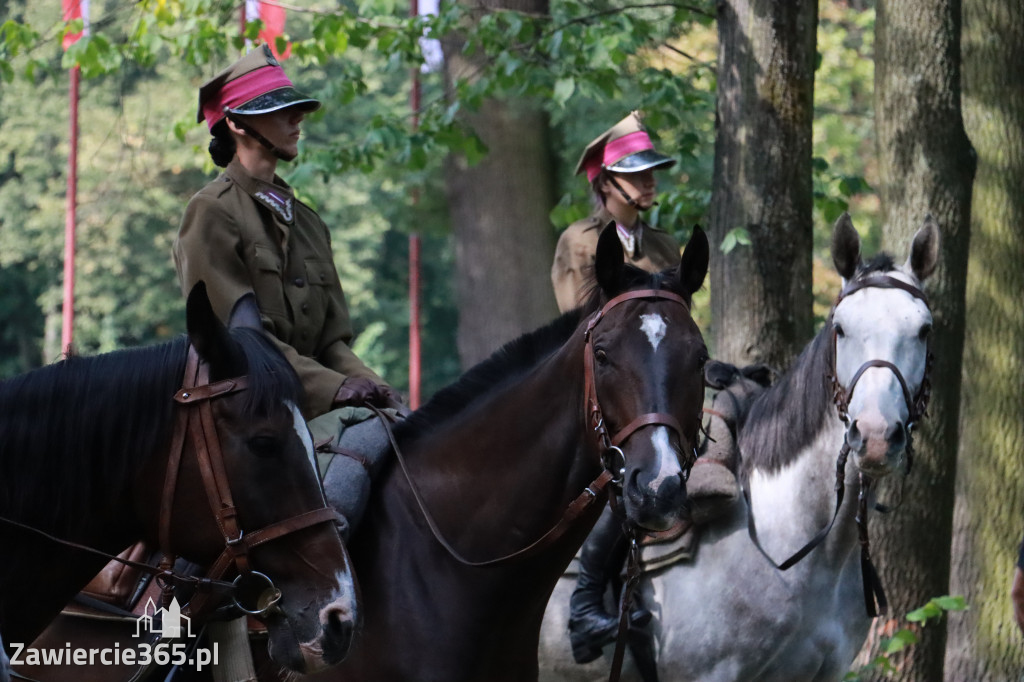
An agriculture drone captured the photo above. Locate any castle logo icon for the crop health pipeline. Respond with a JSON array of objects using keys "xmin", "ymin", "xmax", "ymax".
[{"xmin": 133, "ymin": 597, "xmax": 194, "ymax": 638}]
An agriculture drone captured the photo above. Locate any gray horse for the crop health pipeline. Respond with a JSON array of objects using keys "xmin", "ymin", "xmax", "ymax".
[{"xmin": 539, "ymin": 214, "xmax": 939, "ymax": 682}]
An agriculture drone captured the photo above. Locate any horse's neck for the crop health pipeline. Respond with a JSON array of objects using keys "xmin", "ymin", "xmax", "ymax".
[{"xmin": 745, "ymin": 415, "xmax": 861, "ymax": 567}]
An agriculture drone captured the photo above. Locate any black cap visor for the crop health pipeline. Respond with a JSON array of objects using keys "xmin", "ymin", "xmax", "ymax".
[
  {"xmin": 605, "ymin": 149, "xmax": 676, "ymax": 174},
  {"xmin": 227, "ymin": 87, "xmax": 321, "ymax": 118}
]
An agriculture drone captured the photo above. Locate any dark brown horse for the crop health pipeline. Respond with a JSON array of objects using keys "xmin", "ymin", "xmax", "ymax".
[
  {"xmin": 312, "ymin": 225, "xmax": 710, "ymax": 682},
  {"xmin": 0, "ymin": 284, "xmax": 357, "ymax": 678}
]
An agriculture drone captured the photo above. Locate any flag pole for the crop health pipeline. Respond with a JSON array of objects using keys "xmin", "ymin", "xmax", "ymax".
[
  {"xmin": 408, "ymin": 0, "xmax": 423, "ymax": 409},
  {"xmin": 61, "ymin": 64, "xmax": 79, "ymax": 354}
]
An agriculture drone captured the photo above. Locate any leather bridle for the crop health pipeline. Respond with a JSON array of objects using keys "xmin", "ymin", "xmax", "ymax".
[
  {"xmin": 583, "ymin": 288, "xmax": 700, "ymax": 485},
  {"xmin": 158, "ymin": 345, "xmax": 341, "ymax": 617},
  {"xmin": 0, "ymin": 344, "xmax": 341, "ymax": 618},
  {"xmin": 830, "ymin": 274, "xmax": 933, "ymax": 445}
]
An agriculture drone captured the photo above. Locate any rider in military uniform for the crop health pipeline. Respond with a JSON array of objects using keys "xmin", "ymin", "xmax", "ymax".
[
  {"xmin": 554, "ymin": 112, "xmax": 681, "ymax": 664},
  {"xmin": 551, "ymin": 111, "xmax": 681, "ymax": 313},
  {"xmin": 174, "ymin": 45, "xmax": 400, "ymax": 421}
]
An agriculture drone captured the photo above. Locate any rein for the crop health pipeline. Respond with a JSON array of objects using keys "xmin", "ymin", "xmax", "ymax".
[{"xmin": 745, "ymin": 273, "xmax": 932, "ymax": 617}]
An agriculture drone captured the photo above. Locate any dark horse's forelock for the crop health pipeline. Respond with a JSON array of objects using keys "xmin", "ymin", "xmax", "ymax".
[
  {"xmin": 738, "ymin": 252, "xmax": 903, "ymax": 479},
  {"xmin": 0, "ymin": 328, "xmax": 300, "ymax": 538}
]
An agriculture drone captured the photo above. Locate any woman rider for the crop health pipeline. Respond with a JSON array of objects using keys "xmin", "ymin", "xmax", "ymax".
[{"xmin": 174, "ymin": 46, "xmax": 401, "ymax": 539}]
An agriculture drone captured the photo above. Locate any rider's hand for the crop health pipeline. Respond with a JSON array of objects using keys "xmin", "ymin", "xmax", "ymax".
[
  {"xmin": 333, "ymin": 377, "xmax": 386, "ymax": 408},
  {"xmin": 333, "ymin": 377, "xmax": 405, "ymax": 410}
]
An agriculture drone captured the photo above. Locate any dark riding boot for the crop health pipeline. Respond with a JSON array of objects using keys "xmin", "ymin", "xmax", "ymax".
[{"xmin": 568, "ymin": 506, "xmax": 651, "ymax": 664}]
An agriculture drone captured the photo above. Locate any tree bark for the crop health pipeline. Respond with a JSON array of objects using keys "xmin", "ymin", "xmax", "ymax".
[
  {"xmin": 708, "ymin": 0, "xmax": 818, "ymax": 370},
  {"xmin": 944, "ymin": 1, "xmax": 1024, "ymax": 679},
  {"xmin": 865, "ymin": 0, "xmax": 976, "ymax": 679},
  {"xmin": 442, "ymin": 0, "xmax": 559, "ymax": 369}
]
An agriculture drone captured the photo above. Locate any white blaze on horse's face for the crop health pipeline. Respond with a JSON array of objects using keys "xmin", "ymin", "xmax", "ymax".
[
  {"xmin": 640, "ymin": 313, "xmax": 668, "ymax": 352},
  {"xmin": 833, "ymin": 271, "xmax": 931, "ymax": 474},
  {"xmin": 288, "ymin": 400, "xmax": 329, "ymax": 506}
]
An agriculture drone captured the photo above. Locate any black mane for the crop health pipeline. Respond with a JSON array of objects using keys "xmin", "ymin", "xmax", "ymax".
[
  {"xmin": 395, "ymin": 309, "xmax": 585, "ymax": 442},
  {"xmin": 738, "ymin": 252, "xmax": 901, "ymax": 477},
  {"xmin": 0, "ymin": 328, "xmax": 300, "ymax": 538}
]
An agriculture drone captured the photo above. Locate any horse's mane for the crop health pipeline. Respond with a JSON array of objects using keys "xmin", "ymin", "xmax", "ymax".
[
  {"xmin": 738, "ymin": 253, "xmax": 901, "ymax": 477},
  {"xmin": 395, "ymin": 309, "xmax": 586, "ymax": 442},
  {"xmin": 0, "ymin": 327, "xmax": 300, "ymax": 538}
]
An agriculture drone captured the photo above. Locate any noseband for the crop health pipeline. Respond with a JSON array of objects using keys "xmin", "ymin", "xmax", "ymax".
[
  {"xmin": 159, "ymin": 345, "xmax": 340, "ymax": 617},
  {"xmin": 583, "ymin": 289, "xmax": 698, "ymax": 484}
]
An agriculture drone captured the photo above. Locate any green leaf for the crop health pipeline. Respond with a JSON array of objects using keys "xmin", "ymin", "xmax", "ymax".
[
  {"xmin": 882, "ymin": 629, "xmax": 918, "ymax": 654},
  {"xmin": 553, "ymin": 77, "xmax": 575, "ymax": 107},
  {"xmin": 720, "ymin": 227, "xmax": 751, "ymax": 254}
]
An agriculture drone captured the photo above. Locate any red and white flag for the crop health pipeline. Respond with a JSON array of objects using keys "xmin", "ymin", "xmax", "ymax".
[
  {"xmin": 245, "ymin": 0, "xmax": 290, "ymax": 60},
  {"xmin": 62, "ymin": 0, "xmax": 90, "ymax": 50}
]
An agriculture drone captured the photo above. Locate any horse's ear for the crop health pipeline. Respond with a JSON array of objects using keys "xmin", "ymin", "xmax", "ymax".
[
  {"xmin": 227, "ymin": 292, "xmax": 263, "ymax": 331},
  {"xmin": 831, "ymin": 213, "xmax": 861, "ymax": 281},
  {"xmin": 677, "ymin": 225, "xmax": 709, "ymax": 295},
  {"xmin": 186, "ymin": 281, "xmax": 236, "ymax": 374},
  {"xmin": 741, "ymin": 363, "xmax": 775, "ymax": 388},
  {"xmin": 704, "ymin": 360, "xmax": 739, "ymax": 390},
  {"xmin": 907, "ymin": 214, "xmax": 940, "ymax": 282},
  {"xmin": 594, "ymin": 221, "xmax": 625, "ymax": 296}
]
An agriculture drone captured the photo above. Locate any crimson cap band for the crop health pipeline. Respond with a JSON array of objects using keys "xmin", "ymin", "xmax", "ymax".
[
  {"xmin": 197, "ymin": 45, "xmax": 321, "ymax": 131},
  {"xmin": 575, "ymin": 111, "xmax": 676, "ymax": 182}
]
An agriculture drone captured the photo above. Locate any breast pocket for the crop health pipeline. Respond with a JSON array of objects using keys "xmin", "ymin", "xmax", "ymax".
[{"xmin": 251, "ymin": 243, "xmax": 286, "ymax": 316}]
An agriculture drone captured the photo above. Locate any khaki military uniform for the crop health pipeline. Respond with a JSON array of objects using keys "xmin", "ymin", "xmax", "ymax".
[
  {"xmin": 174, "ymin": 158, "xmax": 384, "ymax": 419},
  {"xmin": 551, "ymin": 208, "xmax": 681, "ymax": 313}
]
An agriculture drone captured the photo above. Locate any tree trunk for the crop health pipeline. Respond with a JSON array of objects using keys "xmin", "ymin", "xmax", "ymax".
[
  {"xmin": 864, "ymin": 0, "xmax": 976, "ymax": 679},
  {"xmin": 708, "ymin": 0, "xmax": 817, "ymax": 370},
  {"xmin": 442, "ymin": 0, "xmax": 559, "ymax": 370},
  {"xmin": 944, "ymin": 1, "xmax": 1024, "ymax": 679}
]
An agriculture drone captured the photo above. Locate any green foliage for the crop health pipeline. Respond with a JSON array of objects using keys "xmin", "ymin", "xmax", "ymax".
[{"xmin": 844, "ymin": 596, "xmax": 968, "ymax": 680}]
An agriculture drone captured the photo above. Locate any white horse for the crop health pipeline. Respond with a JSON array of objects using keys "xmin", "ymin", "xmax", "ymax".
[{"xmin": 538, "ymin": 213, "xmax": 939, "ymax": 682}]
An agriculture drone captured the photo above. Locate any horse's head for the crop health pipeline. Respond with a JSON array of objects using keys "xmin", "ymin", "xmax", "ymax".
[
  {"xmin": 153, "ymin": 283, "xmax": 357, "ymax": 673},
  {"xmin": 829, "ymin": 213, "xmax": 939, "ymax": 477},
  {"xmin": 585, "ymin": 225, "xmax": 709, "ymax": 531}
]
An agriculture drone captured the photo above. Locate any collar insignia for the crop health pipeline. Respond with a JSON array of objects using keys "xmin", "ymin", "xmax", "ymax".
[{"xmin": 255, "ymin": 190, "xmax": 294, "ymax": 223}]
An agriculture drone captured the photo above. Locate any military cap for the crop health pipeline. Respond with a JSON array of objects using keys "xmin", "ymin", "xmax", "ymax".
[
  {"xmin": 197, "ymin": 44, "xmax": 321, "ymax": 131},
  {"xmin": 574, "ymin": 111, "xmax": 676, "ymax": 182}
]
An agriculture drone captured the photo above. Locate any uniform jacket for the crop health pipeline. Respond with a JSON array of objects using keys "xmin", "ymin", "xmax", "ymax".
[
  {"xmin": 174, "ymin": 158, "xmax": 384, "ymax": 419},
  {"xmin": 551, "ymin": 207, "xmax": 681, "ymax": 313}
]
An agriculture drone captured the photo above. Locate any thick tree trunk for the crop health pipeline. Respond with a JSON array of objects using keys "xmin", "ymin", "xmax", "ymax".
[
  {"xmin": 864, "ymin": 0, "xmax": 975, "ymax": 679},
  {"xmin": 708, "ymin": 0, "xmax": 817, "ymax": 369},
  {"xmin": 442, "ymin": 0, "xmax": 559, "ymax": 369},
  {"xmin": 944, "ymin": 1, "xmax": 1024, "ymax": 679}
]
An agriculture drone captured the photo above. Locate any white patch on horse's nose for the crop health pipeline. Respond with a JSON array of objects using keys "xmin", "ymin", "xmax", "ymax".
[
  {"xmin": 649, "ymin": 426, "xmax": 682, "ymax": 487},
  {"xmin": 640, "ymin": 313, "xmax": 667, "ymax": 352}
]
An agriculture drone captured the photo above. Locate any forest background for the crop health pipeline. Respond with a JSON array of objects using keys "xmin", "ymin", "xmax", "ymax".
[{"xmin": 1, "ymin": 0, "xmax": 1022, "ymax": 680}]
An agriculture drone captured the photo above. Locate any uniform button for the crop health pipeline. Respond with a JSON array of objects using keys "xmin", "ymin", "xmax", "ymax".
[
  {"xmin": 301, "ymin": 303, "xmax": 309, "ymax": 313},
  {"xmin": 320, "ymin": 273, "xmax": 326, "ymax": 282},
  {"xmin": 294, "ymin": 278, "xmax": 305, "ymax": 288}
]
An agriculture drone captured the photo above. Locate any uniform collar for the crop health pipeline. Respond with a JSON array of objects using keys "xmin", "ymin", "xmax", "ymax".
[
  {"xmin": 225, "ymin": 158, "xmax": 296, "ymax": 224},
  {"xmin": 594, "ymin": 207, "xmax": 644, "ymax": 258}
]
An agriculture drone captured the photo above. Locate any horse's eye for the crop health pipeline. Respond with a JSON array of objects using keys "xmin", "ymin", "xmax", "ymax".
[
  {"xmin": 918, "ymin": 323, "xmax": 932, "ymax": 341},
  {"xmin": 834, "ymin": 323, "xmax": 845, "ymax": 339},
  {"xmin": 248, "ymin": 435, "xmax": 280, "ymax": 458},
  {"xmin": 595, "ymin": 349, "xmax": 609, "ymax": 365}
]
